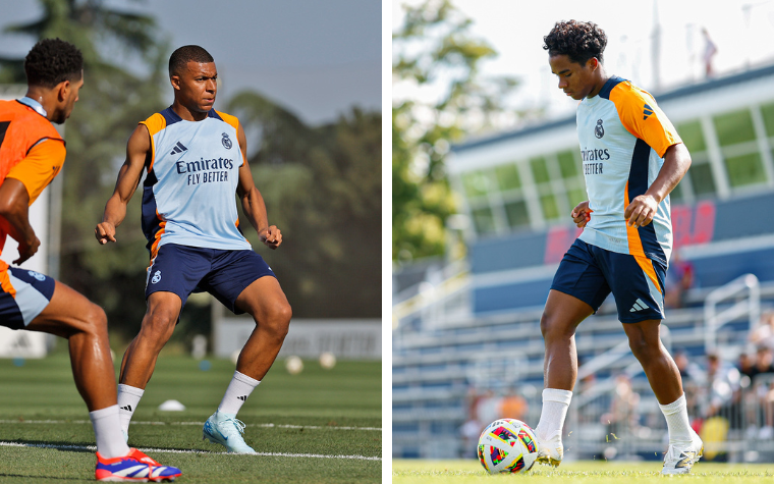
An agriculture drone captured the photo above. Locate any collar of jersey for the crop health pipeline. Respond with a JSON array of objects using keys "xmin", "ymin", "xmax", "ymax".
[
  {"xmin": 18, "ymin": 97, "xmax": 47, "ymax": 117},
  {"xmin": 162, "ymin": 106, "xmax": 221, "ymax": 125},
  {"xmin": 583, "ymin": 75, "xmax": 626, "ymax": 106}
]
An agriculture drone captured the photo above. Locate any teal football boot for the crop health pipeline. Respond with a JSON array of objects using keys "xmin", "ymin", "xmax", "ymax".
[{"xmin": 202, "ymin": 412, "xmax": 256, "ymax": 454}]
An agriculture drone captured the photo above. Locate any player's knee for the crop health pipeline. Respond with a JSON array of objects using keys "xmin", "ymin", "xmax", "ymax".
[
  {"xmin": 142, "ymin": 309, "xmax": 177, "ymax": 341},
  {"xmin": 540, "ymin": 312, "xmax": 571, "ymax": 340},
  {"xmin": 627, "ymin": 336, "xmax": 653, "ymax": 360},
  {"xmin": 265, "ymin": 303, "xmax": 291, "ymax": 340},
  {"xmin": 84, "ymin": 303, "xmax": 108, "ymax": 335},
  {"xmin": 540, "ymin": 312, "xmax": 551, "ymax": 337}
]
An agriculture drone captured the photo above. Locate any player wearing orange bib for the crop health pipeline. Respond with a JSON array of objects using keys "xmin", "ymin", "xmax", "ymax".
[
  {"xmin": 0, "ymin": 38, "xmax": 180, "ymax": 482},
  {"xmin": 533, "ymin": 21, "xmax": 702, "ymax": 475}
]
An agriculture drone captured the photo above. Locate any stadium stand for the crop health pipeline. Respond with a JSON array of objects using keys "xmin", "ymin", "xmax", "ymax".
[{"xmin": 393, "ymin": 62, "xmax": 774, "ymax": 463}]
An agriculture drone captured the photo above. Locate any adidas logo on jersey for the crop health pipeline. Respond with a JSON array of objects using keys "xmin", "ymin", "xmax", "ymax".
[
  {"xmin": 643, "ymin": 104, "xmax": 654, "ymax": 120},
  {"xmin": 170, "ymin": 141, "xmax": 188, "ymax": 155},
  {"xmin": 630, "ymin": 298, "xmax": 649, "ymax": 312}
]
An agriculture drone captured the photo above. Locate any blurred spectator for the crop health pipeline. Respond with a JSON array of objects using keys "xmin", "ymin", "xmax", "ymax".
[
  {"xmin": 749, "ymin": 346, "xmax": 774, "ymax": 439},
  {"xmin": 601, "ymin": 374, "xmax": 640, "ymax": 439},
  {"xmin": 498, "ymin": 390, "xmax": 528, "ymax": 421},
  {"xmin": 459, "ymin": 388, "xmax": 530, "ymax": 458},
  {"xmin": 702, "ymin": 352, "xmax": 741, "ymax": 419},
  {"xmin": 749, "ymin": 311, "xmax": 774, "ymax": 352},
  {"xmin": 762, "ymin": 381, "xmax": 774, "ymax": 440},
  {"xmin": 738, "ymin": 350, "xmax": 756, "ymax": 379},
  {"xmin": 460, "ymin": 389, "xmax": 486, "ymax": 458},
  {"xmin": 753, "ymin": 346, "xmax": 774, "ymax": 376},
  {"xmin": 664, "ymin": 252, "xmax": 694, "ymax": 309},
  {"xmin": 699, "ymin": 352, "xmax": 741, "ymax": 461},
  {"xmin": 675, "ymin": 350, "xmax": 704, "ymax": 381},
  {"xmin": 674, "ymin": 351, "xmax": 702, "ymax": 417},
  {"xmin": 702, "ymin": 28, "xmax": 717, "ymax": 78}
]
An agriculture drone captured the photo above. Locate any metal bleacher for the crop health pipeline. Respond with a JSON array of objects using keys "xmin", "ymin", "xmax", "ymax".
[{"xmin": 393, "ymin": 272, "xmax": 774, "ymax": 459}]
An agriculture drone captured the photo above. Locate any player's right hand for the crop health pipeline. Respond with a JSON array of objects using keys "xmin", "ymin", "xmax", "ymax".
[
  {"xmin": 14, "ymin": 235, "xmax": 40, "ymax": 265},
  {"xmin": 571, "ymin": 201, "xmax": 592, "ymax": 228},
  {"xmin": 95, "ymin": 222, "xmax": 117, "ymax": 245}
]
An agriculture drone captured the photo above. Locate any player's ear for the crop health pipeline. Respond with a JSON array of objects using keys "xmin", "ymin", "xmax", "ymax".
[
  {"xmin": 57, "ymin": 79, "xmax": 71, "ymax": 102},
  {"xmin": 170, "ymin": 74, "xmax": 181, "ymax": 91}
]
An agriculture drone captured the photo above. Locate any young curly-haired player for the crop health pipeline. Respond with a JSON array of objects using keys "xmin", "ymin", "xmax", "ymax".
[
  {"xmin": 0, "ymin": 38, "xmax": 181, "ymax": 481},
  {"xmin": 534, "ymin": 20, "xmax": 702, "ymax": 474}
]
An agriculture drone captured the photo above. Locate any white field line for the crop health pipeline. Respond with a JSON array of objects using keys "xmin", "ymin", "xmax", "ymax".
[
  {"xmin": 0, "ymin": 419, "xmax": 381, "ymax": 431},
  {"xmin": 0, "ymin": 441, "xmax": 381, "ymax": 461}
]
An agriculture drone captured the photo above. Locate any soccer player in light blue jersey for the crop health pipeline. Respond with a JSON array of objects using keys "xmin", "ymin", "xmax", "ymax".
[
  {"xmin": 532, "ymin": 21, "xmax": 702, "ymax": 474},
  {"xmin": 95, "ymin": 46, "xmax": 291, "ymax": 454}
]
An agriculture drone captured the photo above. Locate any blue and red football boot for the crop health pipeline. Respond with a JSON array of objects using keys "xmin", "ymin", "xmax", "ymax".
[{"xmin": 95, "ymin": 448, "xmax": 181, "ymax": 482}]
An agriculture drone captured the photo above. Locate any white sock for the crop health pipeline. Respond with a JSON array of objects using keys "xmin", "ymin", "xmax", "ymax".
[
  {"xmin": 535, "ymin": 388, "xmax": 573, "ymax": 442},
  {"xmin": 117, "ymin": 384, "xmax": 144, "ymax": 433},
  {"xmin": 90, "ymin": 405, "xmax": 130, "ymax": 458},
  {"xmin": 659, "ymin": 394, "xmax": 693, "ymax": 444},
  {"xmin": 217, "ymin": 371, "xmax": 261, "ymax": 416}
]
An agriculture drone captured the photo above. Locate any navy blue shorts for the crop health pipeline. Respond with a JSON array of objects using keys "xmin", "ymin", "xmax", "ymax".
[
  {"xmin": 0, "ymin": 267, "xmax": 56, "ymax": 330},
  {"xmin": 146, "ymin": 244, "xmax": 276, "ymax": 314},
  {"xmin": 551, "ymin": 239, "xmax": 666, "ymax": 323}
]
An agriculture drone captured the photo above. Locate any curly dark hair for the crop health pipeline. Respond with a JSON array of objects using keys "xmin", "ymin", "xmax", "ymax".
[
  {"xmin": 24, "ymin": 38, "xmax": 83, "ymax": 88},
  {"xmin": 169, "ymin": 45, "xmax": 214, "ymax": 78},
  {"xmin": 543, "ymin": 20, "xmax": 607, "ymax": 65}
]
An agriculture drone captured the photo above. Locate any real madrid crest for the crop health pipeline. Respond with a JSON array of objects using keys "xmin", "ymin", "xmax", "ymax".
[
  {"xmin": 595, "ymin": 119, "xmax": 604, "ymax": 139},
  {"xmin": 222, "ymin": 132, "xmax": 233, "ymax": 149}
]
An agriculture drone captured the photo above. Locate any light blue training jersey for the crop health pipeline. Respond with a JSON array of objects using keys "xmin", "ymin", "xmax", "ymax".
[
  {"xmin": 140, "ymin": 107, "xmax": 251, "ymax": 257},
  {"xmin": 576, "ymin": 76, "xmax": 682, "ymax": 266}
]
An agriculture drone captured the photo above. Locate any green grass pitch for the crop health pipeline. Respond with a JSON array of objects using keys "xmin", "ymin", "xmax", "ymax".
[
  {"xmin": 0, "ymin": 350, "xmax": 381, "ymax": 483},
  {"xmin": 392, "ymin": 459, "xmax": 774, "ymax": 483}
]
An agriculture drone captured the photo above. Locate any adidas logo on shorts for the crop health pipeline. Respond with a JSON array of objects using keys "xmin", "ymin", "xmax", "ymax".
[{"xmin": 630, "ymin": 298, "xmax": 649, "ymax": 312}]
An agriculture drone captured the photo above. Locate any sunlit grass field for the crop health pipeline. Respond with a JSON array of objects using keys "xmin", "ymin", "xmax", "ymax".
[
  {"xmin": 0, "ymin": 350, "xmax": 381, "ymax": 483},
  {"xmin": 393, "ymin": 459, "xmax": 774, "ymax": 484}
]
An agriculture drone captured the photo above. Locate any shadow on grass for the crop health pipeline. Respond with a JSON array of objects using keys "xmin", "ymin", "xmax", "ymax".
[
  {"xmin": 2, "ymin": 439, "xmax": 93, "ymax": 453},
  {"xmin": 0, "ymin": 473, "xmax": 85, "ymax": 481}
]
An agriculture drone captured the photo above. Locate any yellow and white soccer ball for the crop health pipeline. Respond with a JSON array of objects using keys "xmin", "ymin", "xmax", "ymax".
[{"xmin": 477, "ymin": 419, "xmax": 539, "ymax": 474}]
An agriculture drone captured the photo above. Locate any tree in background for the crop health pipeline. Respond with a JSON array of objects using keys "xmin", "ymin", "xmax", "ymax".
[
  {"xmin": 229, "ymin": 92, "xmax": 381, "ymax": 317},
  {"xmin": 0, "ymin": 0, "xmax": 381, "ymax": 342},
  {"xmin": 0, "ymin": 0, "xmax": 169, "ymax": 339},
  {"xmin": 393, "ymin": 0, "xmax": 521, "ymax": 262}
]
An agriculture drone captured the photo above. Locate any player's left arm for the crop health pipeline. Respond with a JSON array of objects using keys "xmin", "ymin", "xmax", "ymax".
[
  {"xmin": 614, "ymin": 86, "xmax": 692, "ymax": 227},
  {"xmin": 235, "ymin": 123, "xmax": 282, "ymax": 249},
  {"xmin": 0, "ymin": 139, "xmax": 66, "ymax": 264},
  {"xmin": 625, "ymin": 143, "xmax": 691, "ymax": 228}
]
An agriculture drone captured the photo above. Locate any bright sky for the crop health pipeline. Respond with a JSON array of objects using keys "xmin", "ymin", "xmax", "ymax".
[{"xmin": 393, "ymin": 0, "xmax": 774, "ymax": 124}]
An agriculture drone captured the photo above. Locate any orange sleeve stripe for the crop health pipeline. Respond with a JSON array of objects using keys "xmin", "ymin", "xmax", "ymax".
[
  {"xmin": 624, "ymin": 181, "xmax": 662, "ymax": 293},
  {"xmin": 6, "ymin": 139, "xmax": 66, "ymax": 204},
  {"xmin": 215, "ymin": 110, "xmax": 240, "ymax": 131},
  {"xmin": 609, "ymin": 82, "xmax": 682, "ymax": 158},
  {"xmin": 0, "ymin": 268, "xmax": 16, "ymax": 298},
  {"xmin": 139, "ymin": 113, "xmax": 166, "ymax": 173}
]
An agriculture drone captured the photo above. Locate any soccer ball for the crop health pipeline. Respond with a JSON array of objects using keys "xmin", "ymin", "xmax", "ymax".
[
  {"xmin": 285, "ymin": 355, "xmax": 303, "ymax": 374},
  {"xmin": 319, "ymin": 352, "xmax": 336, "ymax": 369},
  {"xmin": 477, "ymin": 419, "xmax": 539, "ymax": 474}
]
